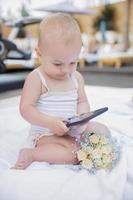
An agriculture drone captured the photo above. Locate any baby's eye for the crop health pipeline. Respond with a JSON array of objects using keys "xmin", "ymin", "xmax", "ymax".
[
  {"xmin": 54, "ymin": 63, "xmax": 62, "ymax": 67},
  {"xmin": 70, "ymin": 62, "xmax": 76, "ymax": 65}
]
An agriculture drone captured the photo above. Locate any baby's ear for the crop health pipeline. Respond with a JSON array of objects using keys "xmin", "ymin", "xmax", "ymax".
[
  {"xmin": 35, "ymin": 47, "xmax": 42, "ymax": 65},
  {"xmin": 35, "ymin": 47, "xmax": 41, "ymax": 57}
]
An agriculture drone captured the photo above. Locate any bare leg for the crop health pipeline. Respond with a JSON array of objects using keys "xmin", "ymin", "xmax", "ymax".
[
  {"xmin": 12, "ymin": 135, "xmax": 79, "ymax": 169},
  {"xmin": 84, "ymin": 121, "xmax": 110, "ymax": 135},
  {"xmin": 32, "ymin": 143, "xmax": 78, "ymax": 164},
  {"xmin": 12, "ymin": 122, "xmax": 109, "ymax": 169}
]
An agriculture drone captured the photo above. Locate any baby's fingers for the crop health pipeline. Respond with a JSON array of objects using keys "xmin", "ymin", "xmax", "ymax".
[{"xmin": 62, "ymin": 123, "xmax": 69, "ymax": 132}]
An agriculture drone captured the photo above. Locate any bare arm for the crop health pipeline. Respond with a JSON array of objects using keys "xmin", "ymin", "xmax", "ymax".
[
  {"xmin": 20, "ymin": 70, "xmax": 68, "ymax": 135},
  {"xmin": 75, "ymin": 71, "xmax": 90, "ymax": 115}
]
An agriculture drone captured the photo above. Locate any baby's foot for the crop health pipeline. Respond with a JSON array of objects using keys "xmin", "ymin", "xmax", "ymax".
[{"xmin": 11, "ymin": 148, "xmax": 34, "ymax": 170}]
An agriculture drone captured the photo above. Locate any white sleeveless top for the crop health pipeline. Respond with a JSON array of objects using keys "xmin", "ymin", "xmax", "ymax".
[{"xmin": 30, "ymin": 68, "xmax": 78, "ymax": 135}]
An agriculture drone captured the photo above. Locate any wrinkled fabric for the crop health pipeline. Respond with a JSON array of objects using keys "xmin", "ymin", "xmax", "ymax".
[{"xmin": 0, "ymin": 86, "xmax": 133, "ymax": 200}]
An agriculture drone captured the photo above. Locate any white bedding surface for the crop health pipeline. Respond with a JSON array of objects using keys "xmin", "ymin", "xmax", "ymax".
[{"xmin": 0, "ymin": 86, "xmax": 133, "ymax": 200}]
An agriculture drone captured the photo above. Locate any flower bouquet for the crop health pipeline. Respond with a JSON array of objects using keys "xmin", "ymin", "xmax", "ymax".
[{"xmin": 77, "ymin": 132, "xmax": 121, "ymax": 174}]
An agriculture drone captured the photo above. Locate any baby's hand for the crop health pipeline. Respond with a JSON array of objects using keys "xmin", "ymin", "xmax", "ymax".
[{"xmin": 49, "ymin": 117, "xmax": 69, "ymax": 136}]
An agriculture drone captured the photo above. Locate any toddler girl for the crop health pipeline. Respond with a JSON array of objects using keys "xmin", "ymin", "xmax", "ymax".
[{"xmin": 12, "ymin": 13, "xmax": 109, "ymax": 169}]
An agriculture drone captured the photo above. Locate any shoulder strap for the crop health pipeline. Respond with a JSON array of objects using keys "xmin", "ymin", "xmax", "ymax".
[
  {"xmin": 71, "ymin": 73, "xmax": 78, "ymax": 89},
  {"xmin": 35, "ymin": 68, "xmax": 49, "ymax": 90}
]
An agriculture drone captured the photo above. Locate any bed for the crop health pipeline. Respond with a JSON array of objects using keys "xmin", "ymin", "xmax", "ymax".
[{"xmin": 0, "ymin": 86, "xmax": 133, "ymax": 200}]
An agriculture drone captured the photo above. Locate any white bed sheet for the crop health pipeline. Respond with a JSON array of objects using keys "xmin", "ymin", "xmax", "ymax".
[{"xmin": 0, "ymin": 86, "xmax": 133, "ymax": 200}]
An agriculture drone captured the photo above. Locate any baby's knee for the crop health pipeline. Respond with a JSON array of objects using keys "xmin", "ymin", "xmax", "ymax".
[
  {"xmin": 67, "ymin": 144, "xmax": 79, "ymax": 164},
  {"xmin": 67, "ymin": 151, "xmax": 79, "ymax": 164},
  {"xmin": 86, "ymin": 121, "xmax": 110, "ymax": 135}
]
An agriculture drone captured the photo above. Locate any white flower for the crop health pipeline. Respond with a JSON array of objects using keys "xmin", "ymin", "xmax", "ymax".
[
  {"xmin": 85, "ymin": 146, "xmax": 93, "ymax": 154},
  {"xmin": 102, "ymin": 154, "xmax": 112, "ymax": 164},
  {"xmin": 77, "ymin": 150, "xmax": 87, "ymax": 161},
  {"xmin": 99, "ymin": 136, "xmax": 108, "ymax": 145},
  {"xmin": 95, "ymin": 159, "xmax": 104, "ymax": 169},
  {"xmin": 82, "ymin": 159, "xmax": 93, "ymax": 170},
  {"xmin": 89, "ymin": 134, "xmax": 100, "ymax": 144},
  {"xmin": 92, "ymin": 148, "xmax": 102, "ymax": 159},
  {"xmin": 101, "ymin": 144, "xmax": 113, "ymax": 154}
]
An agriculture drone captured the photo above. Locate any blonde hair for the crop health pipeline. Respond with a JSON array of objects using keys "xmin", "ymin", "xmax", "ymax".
[{"xmin": 38, "ymin": 13, "xmax": 81, "ymax": 48}]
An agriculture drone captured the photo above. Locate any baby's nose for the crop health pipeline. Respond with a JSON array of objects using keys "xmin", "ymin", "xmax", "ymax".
[{"xmin": 61, "ymin": 66, "xmax": 69, "ymax": 73}]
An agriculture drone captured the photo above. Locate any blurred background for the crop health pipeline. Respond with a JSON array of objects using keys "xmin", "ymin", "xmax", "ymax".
[{"xmin": 0, "ymin": 0, "xmax": 133, "ymax": 98}]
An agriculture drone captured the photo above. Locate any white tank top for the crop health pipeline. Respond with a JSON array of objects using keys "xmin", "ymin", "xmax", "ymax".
[{"xmin": 30, "ymin": 68, "xmax": 78, "ymax": 135}]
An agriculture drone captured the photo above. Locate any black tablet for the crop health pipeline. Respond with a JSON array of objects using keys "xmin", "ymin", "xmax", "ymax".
[{"xmin": 66, "ymin": 107, "xmax": 108, "ymax": 127}]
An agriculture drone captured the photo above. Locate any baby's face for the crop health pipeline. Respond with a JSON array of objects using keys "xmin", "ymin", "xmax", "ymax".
[{"xmin": 39, "ymin": 38, "xmax": 81, "ymax": 80}]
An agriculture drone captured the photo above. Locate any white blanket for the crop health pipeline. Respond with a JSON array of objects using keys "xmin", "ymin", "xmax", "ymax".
[{"xmin": 0, "ymin": 86, "xmax": 133, "ymax": 200}]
